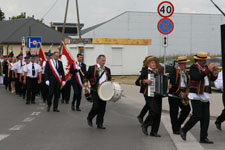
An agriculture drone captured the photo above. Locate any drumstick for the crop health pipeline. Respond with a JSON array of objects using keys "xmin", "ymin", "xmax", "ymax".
[{"xmin": 61, "ymin": 41, "xmax": 85, "ymax": 76}]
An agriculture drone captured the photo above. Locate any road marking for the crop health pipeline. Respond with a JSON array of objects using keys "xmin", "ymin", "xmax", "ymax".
[
  {"xmin": 161, "ymin": 114, "xmax": 205, "ymax": 150},
  {"xmin": 0, "ymin": 134, "xmax": 10, "ymax": 141},
  {"xmin": 37, "ymin": 107, "xmax": 45, "ymax": 110},
  {"xmin": 31, "ymin": 112, "xmax": 41, "ymax": 116},
  {"xmin": 9, "ymin": 125, "xmax": 25, "ymax": 131},
  {"xmin": 22, "ymin": 117, "xmax": 35, "ymax": 122}
]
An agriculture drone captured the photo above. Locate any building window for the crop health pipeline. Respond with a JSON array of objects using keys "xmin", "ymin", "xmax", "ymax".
[{"xmin": 112, "ymin": 48, "xmax": 123, "ymax": 66}]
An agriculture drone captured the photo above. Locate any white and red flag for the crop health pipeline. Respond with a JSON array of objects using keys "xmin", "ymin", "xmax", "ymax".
[{"xmin": 39, "ymin": 46, "xmax": 46, "ymax": 67}]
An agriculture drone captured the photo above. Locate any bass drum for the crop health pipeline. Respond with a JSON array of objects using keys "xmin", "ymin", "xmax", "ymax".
[{"xmin": 98, "ymin": 81, "xmax": 122, "ymax": 102}]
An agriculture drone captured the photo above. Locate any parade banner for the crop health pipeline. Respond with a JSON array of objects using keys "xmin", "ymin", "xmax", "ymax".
[{"xmin": 38, "ymin": 46, "xmax": 46, "ymax": 67}]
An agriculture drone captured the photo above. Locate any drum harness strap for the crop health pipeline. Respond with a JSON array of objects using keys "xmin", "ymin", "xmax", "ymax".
[{"xmin": 92, "ymin": 70, "xmax": 106, "ymax": 91}]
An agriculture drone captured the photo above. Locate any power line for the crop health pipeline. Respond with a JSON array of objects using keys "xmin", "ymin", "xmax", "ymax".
[{"xmin": 41, "ymin": 0, "xmax": 59, "ymax": 19}]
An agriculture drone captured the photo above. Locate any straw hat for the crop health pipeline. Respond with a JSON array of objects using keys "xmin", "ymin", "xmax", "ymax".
[
  {"xmin": 177, "ymin": 56, "xmax": 190, "ymax": 64},
  {"xmin": 144, "ymin": 56, "xmax": 159, "ymax": 67},
  {"xmin": 193, "ymin": 51, "xmax": 211, "ymax": 60}
]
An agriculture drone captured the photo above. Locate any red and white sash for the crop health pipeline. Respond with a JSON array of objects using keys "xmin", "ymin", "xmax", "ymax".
[
  {"xmin": 48, "ymin": 59, "xmax": 63, "ymax": 87},
  {"xmin": 73, "ymin": 62, "xmax": 83, "ymax": 90},
  {"xmin": 7, "ymin": 60, "xmax": 12, "ymax": 68}
]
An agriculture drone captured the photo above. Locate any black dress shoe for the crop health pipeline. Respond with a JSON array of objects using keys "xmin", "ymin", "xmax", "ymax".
[
  {"xmin": 47, "ymin": 107, "xmax": 50, "ymax": 112},
  {"xmin": 173, "ymin": 131, "xmax": 180, "ymax": 135},
  {"xmin": 180, "ymin": 129, "xmax": 186, "ymax": 141},
  {"xmin": 26, "ymin": 102, "xmax": 30, "ymax": 105},
  {"xmin": 76, "ymin": 108, "xmax": 81, "ymax": 111},
  {"xmin": 150, "ymin": 133, "xmax": 161, "ymax": 137},
  {"xmin": 31, "ymin": 101, "xmax": 36, "ymax": 104},
  {"xmin": 200, "ymin": 138, "xmax": 214, "ymax": 144},
  {"xmin": 66, "ymin": 102, "xmax": 69, "ymax": 104},
  {"xmin": 141, "ymin": 124, "xmax": 148, "ymax": 135},
  {"xmin": 53, "ymin": 109, "xmax": 60, "ymax": 112},
  {"xmin": 87, "ymin": 118, "xmax": 93, "ymax": 127},
  {"xmin": 71, "ymin": 106, "xmax": 75, "ymax": 111},
  {"xmin": 97, "ymin": 125, "xmax": 106, "ymax": 129},
  {"xmin": 137, "ymin": 116, "xmax": 143, "ymax": 124},
  {"xmin": 215, "ymin": 122, "xmax": 222, "ymax": 131}
]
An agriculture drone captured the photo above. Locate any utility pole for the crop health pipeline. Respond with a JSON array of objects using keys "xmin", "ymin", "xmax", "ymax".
[
  {"xmin": 60, "ymin": 0, "xmax": 70, "ymax": 53},
  {"xmin": 75, "ymin": 0, "xmax": 82, "ymax": 42}
]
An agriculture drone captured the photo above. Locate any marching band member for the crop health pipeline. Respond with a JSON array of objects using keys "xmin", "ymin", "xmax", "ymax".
[
  {"xmin": 214, "ymin": 70, "xmax": 225, "ymax": 131},
  {"xmin": 9, "ymin": 55, "xmax": 16, "ymax": 93},
  {"xmin": 23, "ymin": 55, "xmax": 42, "ymax": 104},
  {"xmin": 136, "ymin": 57, "xmax": 163, "ymax": 137},
  {"xmin": 22, "ymin": 56, "xmax": 30, "ymax": 100},
  {"xmin": 45, "ymin": 52, "xmax": 65, "ymax": 112},
  {"xmin": 180, "ymin": 52, "xmax": 218, "ymax": 144},
  {"xmin": 70, "ymin": 54, "xmax": 86, "ymax": 111},
  {"xmin": 84, "ymin": 55, "xmax": 111, "ymax": 129},
  {"xmin": 41, "ymin": 52, "xmax": 51, "ymax": 103},
  {"xmin": 3, "ymin": 55, "xmax": 11, "ymax": 91},
  {"xmin": 168, "ymin": 56, "xmax": 191, "ymax": 135},
  {"xmin": 14, "ymin": 53, "xmax": 25, "ymax": 97}
]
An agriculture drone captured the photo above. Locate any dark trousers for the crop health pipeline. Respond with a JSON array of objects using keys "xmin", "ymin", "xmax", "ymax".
[
  {"xmin": 22, "ymin": 80, "xmax": 27, "ymax": 99},
  {"xmin": 216, "ymin": 93, "xmax": 225, "ymax": 124},
  {"xmin": 138, "ymin": 98, "xmax": 149, "ymax": 119},
  {"xmin": 47, "ymin": 80, "xmax": 60, "ymax": 109},
  {"xmin": 87, "ymin": 91, "xmax": 107, "ymax": 125},
  {"xmin": 4, "ymin": 76, "xmax": 10, "ymax": 91},
  {"xmin": 26, "ymin": 77, "xmax": 38, "ymax": 103},
  {"xmin": 41, "ymin": 75, "xmax": 48, "ymax": 102},
  {"xmin": 168, "ymin": 96, "xmax": 191, "ymax": 132},
  {"xmin": 62, "ymin": 81, "xmax": 71, "ymax": 103},
  {"xmin": 72, "ymin": 81, "xmax": 82, "ymax": 108},
  {"xmin": 143, "ymin": 95, "xmax": 162, "ymax": 134},
  {"xmin": 182, "ymin": 100, "xmax": 210, "ymax": 140}
]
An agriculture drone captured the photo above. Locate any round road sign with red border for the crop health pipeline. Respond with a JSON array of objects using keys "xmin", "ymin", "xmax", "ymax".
[
  {"xmin": 157, "ymin": 18, "xmax": 174, "ymax": 35},
  {"xmin": 157, "ymin": 1, "xmax": 174, "ymax": 18}
]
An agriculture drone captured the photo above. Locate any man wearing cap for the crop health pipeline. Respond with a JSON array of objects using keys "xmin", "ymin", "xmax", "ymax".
[
  {"xmin": 14, "ymin": 53, "xmax": 25, "ymax": 96},
  {"xmin": 41, "ymin": 52, "xmax": 51, "ymax": 103},
  {"xmin": 168, "ymin": 56, "xmax": 191, "ymax": 135},
  {"xmin": 45, "ymin": 52, "xmax": 65, "ymax": 112},
  {"xmin": 23, "ymin": 55, "xmax": 42, "ymax": 104},
  {"xmin": 136, "ymin": 56, "xmax": 163, "ymax": 137},
  {"xmin": 180, "ymin": 52, "xmax": 218, "ymax": 144},
  {"xmin": 22, "ymin": 56, "xmax": 30, "ymax": 99}
]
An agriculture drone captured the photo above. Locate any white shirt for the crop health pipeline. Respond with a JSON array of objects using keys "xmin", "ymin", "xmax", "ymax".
[
  {"xmin": 14, "ymin": 60, "xmax": 26, "ymax": 74},
  {"xmin": 24, "ymin": 62, "xmax": 42, "ymax": 78},
  {"xmin": 97, "ymin": 64, "xmax": 107, "ymax": 84},
  {"xmin": 11, "ymin": 63, "xmax": 16, "ymax": 71},
  {"xmin": 214, "ymin": 71, "xmax": 223, "ymax": 89},
  {"xmin": 42, "ymin": 61, "xmax": 47, "ymax": 74},
  {"xmin": 188, "ymin": 76, "xmax": 210, "ymax": 102}
]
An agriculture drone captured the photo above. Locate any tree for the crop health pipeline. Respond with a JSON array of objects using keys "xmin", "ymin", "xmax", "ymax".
[
  {"xmin": 11, "ymin": 12, "xmax": 26, "ymax": 20},
  {"xmin": 0, "ymin": 8, "xmax": 5, "ymax": 21}
]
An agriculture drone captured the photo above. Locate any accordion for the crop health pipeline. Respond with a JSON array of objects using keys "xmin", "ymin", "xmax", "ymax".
[{"xmin": 148, "ymin": 73, "xmax": 168, "ymax": 97}]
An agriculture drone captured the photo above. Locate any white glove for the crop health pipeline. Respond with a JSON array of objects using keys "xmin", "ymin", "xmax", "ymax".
[
  {"xmin": 63, "ymin": 81, "xmax": 66, "ymax": 86},
  {"xmin": 76, "ymin": 66, "xmax": 81, "ymax": 70},
  {"xmin": 3, "ymin": 74, "xmax": 5, "ymax": 77},
  {"xmin": 45, "ymin": 80, "xmax": 50, "ymax": 86}
]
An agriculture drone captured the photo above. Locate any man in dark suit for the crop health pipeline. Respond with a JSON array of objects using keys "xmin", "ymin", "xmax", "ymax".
[
  {"xmin": 70, "ymin": 54, "xmax": 86, "ymax": 111},
  {"xmin": 84, "ymin": 55, "xmax": 111, "ymax": 129},
  {"xmin": 45, "ymin": 52, "xmax": 65, "ymax": 112}
]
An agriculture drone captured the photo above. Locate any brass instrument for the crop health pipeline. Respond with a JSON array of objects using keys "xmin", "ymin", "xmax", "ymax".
[{"xmin": 181, "ymin": 74, "xmax": 190, "ymax": 106}]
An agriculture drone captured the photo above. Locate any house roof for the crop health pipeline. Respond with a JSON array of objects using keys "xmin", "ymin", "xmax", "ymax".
[{"xmin": 0, "ymin": 18, "xmax": 65, "ymax": 45}]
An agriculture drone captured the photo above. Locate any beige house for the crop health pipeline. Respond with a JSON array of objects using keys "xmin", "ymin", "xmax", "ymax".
[{"xmin": 0, "ymin": 18, "xmax": 65, "ymax": 56}]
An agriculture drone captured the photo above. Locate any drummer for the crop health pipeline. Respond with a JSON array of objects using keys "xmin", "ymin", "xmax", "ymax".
[{"xmin": 84, "ymin": 54, "xmax": 112, "ymax": 129}]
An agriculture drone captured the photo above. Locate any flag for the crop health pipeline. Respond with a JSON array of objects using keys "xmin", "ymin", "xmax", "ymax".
[
  {"xmin": 39, "ymin": 46, "xmax": 46, "ymax": 67},
  {"xmin": 61, "ymin": 44, "xmax": 75, "ymax": 81}
]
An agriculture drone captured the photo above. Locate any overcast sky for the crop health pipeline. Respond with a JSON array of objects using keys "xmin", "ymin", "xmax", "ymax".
[{"xmin": 0, "ymin": 0, "xmax": 225, "ymax": 29}]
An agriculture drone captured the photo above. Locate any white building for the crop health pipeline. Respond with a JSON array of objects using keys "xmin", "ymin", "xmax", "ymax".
[{"xmin": 68, "ymin": 11, "xmax": 225, "ymax": 75}]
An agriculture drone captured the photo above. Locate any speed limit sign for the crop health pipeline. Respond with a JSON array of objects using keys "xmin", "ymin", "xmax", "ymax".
[{"xmin": 158, "ymin": 1, "xmax": 174, "ymax": 18}]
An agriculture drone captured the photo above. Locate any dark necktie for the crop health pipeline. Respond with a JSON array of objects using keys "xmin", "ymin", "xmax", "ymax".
[
  {"xmin": 32, "ymin": 63, "xmax": 35, "ymax": 76},
  {"xmin": 20, "ymin": 61, "xmax": 22, "ymax": 67}
]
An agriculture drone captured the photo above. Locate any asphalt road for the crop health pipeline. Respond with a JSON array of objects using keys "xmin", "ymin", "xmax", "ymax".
[{"xmin": 0, "ymin": 85, "xmax": 225, "ymax": 150}]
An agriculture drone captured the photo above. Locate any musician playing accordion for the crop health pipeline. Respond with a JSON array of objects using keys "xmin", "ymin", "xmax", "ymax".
[
  {"xmin": 168, "ymin": 56, "xmax": 191, "ymax": 135},
  {"xmin": 136, "ymin": 57, "xmax": 164, "ymax": 137}
]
